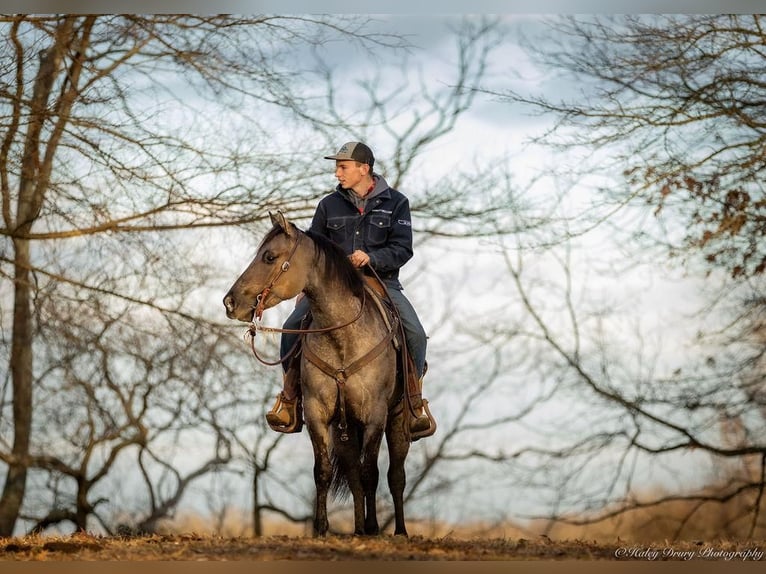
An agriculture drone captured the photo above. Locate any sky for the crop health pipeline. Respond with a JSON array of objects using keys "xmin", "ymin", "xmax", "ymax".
[{"xmin": 17, "ymin": 0, "xmax": 766, "ymax": 13}]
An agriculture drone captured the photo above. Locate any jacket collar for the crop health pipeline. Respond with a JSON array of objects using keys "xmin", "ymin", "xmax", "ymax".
[{"xmin": 336, "ymin": 174, "xmax": 391, "ymax": 204}]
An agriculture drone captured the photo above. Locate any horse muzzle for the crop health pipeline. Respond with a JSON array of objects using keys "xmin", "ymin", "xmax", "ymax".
[
  {"xmin": 223, "ymin": 290, "xmax": 251, "ymax": 322},
  {"xmin": 224, "ymin": 289, "xmax": 282, "ymax": 322}
]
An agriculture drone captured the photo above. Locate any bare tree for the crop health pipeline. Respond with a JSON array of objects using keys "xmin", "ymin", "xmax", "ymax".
[
  {"xmin": 0, "ymin": 13, "xmax": 409, "ymax": 536},
  {"xmin": 0, "ymin": 14, "xmax": 525, "ymax": 537},
  {"xmin": 446, "ymin": 14, "xmax": 766, "ymax": 538},
  {"xmin": 489, "ymin": 14, "xmax": 766, "ymax": 279},
  {"xmin": 449, "ymin": 222, "xmax": 766, "ymax": 539}
]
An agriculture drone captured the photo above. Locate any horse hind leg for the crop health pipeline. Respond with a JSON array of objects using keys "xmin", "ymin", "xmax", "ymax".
[
  {"xmin": 331, "ymin": 427, "xmax": 366, "ymax": 535},
  {"xmin": 386, "ymin": 411, "xmax": 410, "ymax": 536}
]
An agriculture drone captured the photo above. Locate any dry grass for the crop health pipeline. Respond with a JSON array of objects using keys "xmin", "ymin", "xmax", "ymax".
[
  {"xmin": 4, "ymin": 479, "xmax": 766, "ymax": 561},
  {"xmin": 535, "ymin": 487, "xmax": 766, "ymax": 543},
  {"xmin": 166, "ymin": 509, "xmax": 532, "ymax": 540},
  {"xmin": 1, "ymin": 531, "xmax": 765, "ymax": 561},
  {"xmin": 5, "ymin": 507, "xmax": 761, "ymax": 562},
  {"xmin": 163, "ymin": 486, "xmax": 766, "ymax": 544}
]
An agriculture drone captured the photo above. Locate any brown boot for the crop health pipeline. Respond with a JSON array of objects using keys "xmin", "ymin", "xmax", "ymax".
[
  {"xmin": 266, "ymin": 368, "xmax": 302, "ymax": 433},
  {"xmin": 410, "ymin": 399, "xmax": 436, "ymax": 442},
  {"xmin": 266, "ymin": 392, "xmax": 302, "ymax": 432},
  {"xmin": 408, "ymin": 375, "xmax": 434, "ymax": 435},
  {"xmin": 410, "ymin": 408, "xmax": 431, "ymax": 433}
]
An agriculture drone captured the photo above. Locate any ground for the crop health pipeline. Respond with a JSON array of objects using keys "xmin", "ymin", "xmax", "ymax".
[{"xmin": 1, "ymin": 532, "xmax": 764, "ymax": 561}]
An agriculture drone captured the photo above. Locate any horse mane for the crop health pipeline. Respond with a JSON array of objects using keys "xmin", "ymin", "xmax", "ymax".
[
  {"xmin": 262, "ymin": 223, "xmax": 365, "ymax": 299},
  {"xmin": 305, "ymin": 229, "xmax": 365, "ymax": 299}
]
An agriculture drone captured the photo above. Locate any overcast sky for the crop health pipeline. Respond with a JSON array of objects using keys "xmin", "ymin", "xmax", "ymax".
[{"xmin": 18, "ymin": 0, "xmax": 766, "ymax": 13}]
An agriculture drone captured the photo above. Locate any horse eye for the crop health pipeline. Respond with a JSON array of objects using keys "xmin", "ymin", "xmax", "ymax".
[{"xmin": 263, "ymin": 252, "xmax": 277, "ymax": 264}]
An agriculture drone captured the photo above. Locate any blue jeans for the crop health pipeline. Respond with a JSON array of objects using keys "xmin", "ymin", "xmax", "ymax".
[{"xmin": 281, "ymin": 281, "xmax": 428, "ymax": 379}]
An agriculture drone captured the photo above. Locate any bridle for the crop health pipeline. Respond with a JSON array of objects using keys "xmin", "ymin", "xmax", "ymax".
[{"xmin": 253, "ymin": 231, "xmax": 303, "ymax": 322}]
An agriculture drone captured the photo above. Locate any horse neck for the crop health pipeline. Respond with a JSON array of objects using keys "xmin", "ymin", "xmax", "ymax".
[{"xmin": 304, "ymin": 253, "xmax": 364, "ymax": 328}]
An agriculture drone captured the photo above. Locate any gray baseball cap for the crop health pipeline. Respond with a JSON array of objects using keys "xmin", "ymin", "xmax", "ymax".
[{"xmin": 324, "ymin": 142, "xmax": 374, "ymax": 168}]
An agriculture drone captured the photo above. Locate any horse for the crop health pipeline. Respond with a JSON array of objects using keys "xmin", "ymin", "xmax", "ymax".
[{"xmin": 223, "ymin": 212, "xmax": 410, "ymax": 536}]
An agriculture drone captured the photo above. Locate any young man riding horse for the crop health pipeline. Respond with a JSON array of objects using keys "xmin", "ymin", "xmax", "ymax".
[{"xmin": 266, "ymin": 141, "xmax": 432, "ymax": 437}]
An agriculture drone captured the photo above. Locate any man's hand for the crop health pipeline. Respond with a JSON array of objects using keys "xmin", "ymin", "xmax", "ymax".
[{"xmin": 349, "ymin": 250, "xmax": 370, "ymax": 268}]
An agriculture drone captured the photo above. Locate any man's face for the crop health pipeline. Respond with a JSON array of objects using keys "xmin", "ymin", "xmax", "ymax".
[{"xmin": 334, "ymin": 160, "xmax": 367, "ymax": 189}]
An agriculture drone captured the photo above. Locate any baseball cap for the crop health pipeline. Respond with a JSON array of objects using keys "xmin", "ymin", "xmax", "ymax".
[{"xmin": 324, "ymin": 142, "xmax": 375, "ymax": 168}]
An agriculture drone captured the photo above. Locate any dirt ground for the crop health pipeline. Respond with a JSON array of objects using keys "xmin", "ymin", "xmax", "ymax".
[{"xmin": 1, "ymin": 532, "xmax": 765, "ymax": 561}]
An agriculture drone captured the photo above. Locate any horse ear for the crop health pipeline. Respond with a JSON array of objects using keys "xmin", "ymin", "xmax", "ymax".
[{"xmin": 269, "ymin": 211, "xmax": 295, "ymax": 237}]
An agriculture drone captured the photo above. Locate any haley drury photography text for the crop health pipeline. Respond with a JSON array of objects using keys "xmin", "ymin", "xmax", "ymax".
[{"xmin": 615, "ymin": 546, "xmax": 764, "ymax": 561}]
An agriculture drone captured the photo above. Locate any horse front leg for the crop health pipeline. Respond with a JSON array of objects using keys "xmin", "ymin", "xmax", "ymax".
[{"xmin": 349, "ymin": 467, "xmax": 366, "ymax": 536}]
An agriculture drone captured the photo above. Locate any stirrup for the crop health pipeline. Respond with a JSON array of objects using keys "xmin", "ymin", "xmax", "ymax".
[
  {"xmin": 266, "ymin": 392, "xmax": 303, "ymax": 434},
  {"xmin": 410, "ymin": 399, "xmax": 436, "ymax": 442}
]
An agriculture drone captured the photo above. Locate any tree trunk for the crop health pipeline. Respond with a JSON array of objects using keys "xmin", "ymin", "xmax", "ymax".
[
  {"xmin": 252, "ymin": 463, "xmax": 262, "ymax": 537},
  {"xmin": 0, "ymin": 17, "xmax": 79, "ymax": 536},
  {"xmin": 0, "ymin": 237, "xmax": 34, "ymax": 536}
]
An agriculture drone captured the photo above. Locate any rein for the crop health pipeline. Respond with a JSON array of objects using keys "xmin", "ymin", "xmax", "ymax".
[
  {"xmin": 250, "ymin": 290, "xmax": 366, "ymax": 336},
  {"xmin": 246, "ymin": 289, "xmax": 367, "ymax": 366}
]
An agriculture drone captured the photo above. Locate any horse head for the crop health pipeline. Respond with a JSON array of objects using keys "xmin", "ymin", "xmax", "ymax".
[{"xmin": 223, "ymin": 212, "xmax": 311, "ymax": 322}]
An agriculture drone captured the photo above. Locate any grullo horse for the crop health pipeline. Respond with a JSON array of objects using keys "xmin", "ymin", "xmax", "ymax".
[{"xmin": 223, "ymin": 212, "xmax": 410, "ymax": 536}]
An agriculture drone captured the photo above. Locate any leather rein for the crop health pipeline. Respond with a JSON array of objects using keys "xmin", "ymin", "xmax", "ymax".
[{"xmin": 247, "ymin": 290, "xmax": 367, "ymax": 367}]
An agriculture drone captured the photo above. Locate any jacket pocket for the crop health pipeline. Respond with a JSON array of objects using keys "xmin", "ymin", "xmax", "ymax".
[
  {"xmin": 367, "ymin": 212, "xmax": 391, "ymax": 244},
  {"xmin": 327, "ymin": 216, "xmax": 351, "ymax": 244}
]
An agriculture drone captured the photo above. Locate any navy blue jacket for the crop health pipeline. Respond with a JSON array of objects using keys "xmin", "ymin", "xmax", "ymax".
[{"xmin": 309, "ymin": 174, "xmax": 413, "ymax": 289}]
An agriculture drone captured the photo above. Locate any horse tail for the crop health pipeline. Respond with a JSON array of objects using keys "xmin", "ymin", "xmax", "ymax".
[
  {"xmin": 329, "ymin": 424, "xmax": 362, "ymax": 501},
  {"xmin": 330, "ymin": 452, "xmax": 351, "ymax": 501}
]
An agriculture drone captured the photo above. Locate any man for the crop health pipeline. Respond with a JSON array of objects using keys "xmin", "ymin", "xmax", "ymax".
[{"xmin": 266, "ymin": 141, "xmax": 432, "ymax": 435}]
